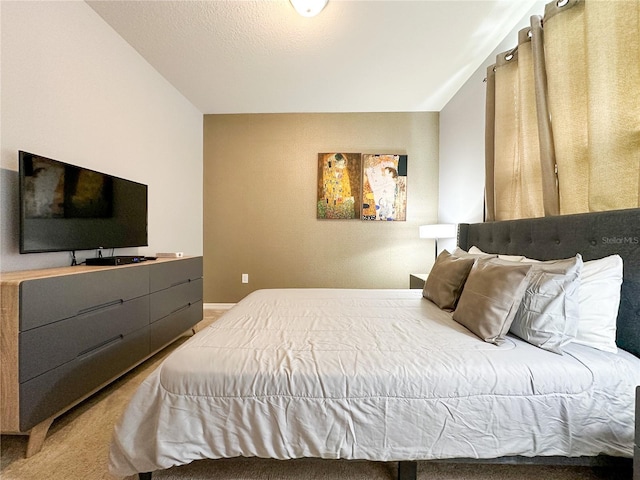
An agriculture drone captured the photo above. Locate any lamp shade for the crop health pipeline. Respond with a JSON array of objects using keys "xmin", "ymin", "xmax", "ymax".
[{"xmin": 419, "ymin": 223, "xmax": 457, "ymax": 239}]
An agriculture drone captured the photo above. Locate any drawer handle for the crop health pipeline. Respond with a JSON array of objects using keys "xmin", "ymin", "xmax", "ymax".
[
  {"xmin": 77, "ymin": 334, "xmax": 124, "ymax": 358},
  {"xmin": 170, "ymin": 303, "xmax": 191, "ymax": 315},
  {"xmin": 169, "ymin": 279, "xmax": 191, "ymax": 288},
  {"xmin": 78, "ymin": 299, "xmax": 124, "ymax": 315}
]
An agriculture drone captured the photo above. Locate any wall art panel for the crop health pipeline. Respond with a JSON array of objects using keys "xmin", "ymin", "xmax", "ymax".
[{"xmin": 362, "ymin": 154, "xmax": 407, "ymax": 221}]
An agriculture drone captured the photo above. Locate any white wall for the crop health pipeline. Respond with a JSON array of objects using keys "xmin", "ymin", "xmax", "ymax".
[
  {"xmin": 0, "ymin": 1, "xmax": 203, "ymax": 272},
  {"xmin": 438, "ymin": 2, "xmax": 545, "ymax": 251}
]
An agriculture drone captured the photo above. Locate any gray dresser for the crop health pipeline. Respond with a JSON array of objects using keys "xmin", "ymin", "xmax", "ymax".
[{"xmin": 0, "ymin": 256, "xmax": 203, "ymax": 456}]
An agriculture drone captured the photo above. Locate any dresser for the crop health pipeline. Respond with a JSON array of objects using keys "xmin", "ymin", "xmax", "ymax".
[{"xmin": 0, "ymin": 256, "xmax": 203, "ymax": 457}]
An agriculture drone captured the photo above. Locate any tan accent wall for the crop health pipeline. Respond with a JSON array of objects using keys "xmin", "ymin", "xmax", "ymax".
[{"xmin": 204, "ymin": 113, "xmax": 439, "ymax": 303}]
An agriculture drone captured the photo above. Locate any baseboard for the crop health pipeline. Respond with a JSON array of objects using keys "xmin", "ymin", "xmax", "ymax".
[{"xmin": 204, "ymin": 302, "xmax": 235, "ymax": 311}]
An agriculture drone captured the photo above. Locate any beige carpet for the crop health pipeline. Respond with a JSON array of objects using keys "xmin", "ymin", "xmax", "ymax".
[{"xmin": 0, "ymin": 311, "xmax": 631, "ymax": 480}]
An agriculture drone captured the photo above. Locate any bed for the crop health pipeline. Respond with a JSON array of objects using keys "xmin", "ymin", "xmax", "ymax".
[{"xmin": 109, "ymin": 208, "xmax": 640, "ymax": 479}]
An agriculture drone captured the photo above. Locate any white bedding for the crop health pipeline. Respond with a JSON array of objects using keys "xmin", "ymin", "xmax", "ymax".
[{"xmin": 109, "ymin": 289, "xmax": 640, "ymax": 477}]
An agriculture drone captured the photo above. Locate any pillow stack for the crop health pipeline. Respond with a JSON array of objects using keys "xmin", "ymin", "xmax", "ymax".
[{"xmin": 422, "ymin": 247, "xmax": 623, "ymax": 354}]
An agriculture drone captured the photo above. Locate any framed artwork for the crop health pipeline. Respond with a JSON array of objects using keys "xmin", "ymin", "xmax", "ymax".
[
  {"xmin": 317, "ymin": 153, "xmax": 362, "ymax": 219},
  {"xmin": 361, "ymin": 154, "xmax": 407, "ymax": 221}
]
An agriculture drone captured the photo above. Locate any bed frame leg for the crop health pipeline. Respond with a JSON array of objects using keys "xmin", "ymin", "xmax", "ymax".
[
  {"xmin": 398, "ymin": 461, "xmax": 417, "ymax": 480},
  {"xmin": 139, "ymin": 473, "xmax": 152, "ymax": 480}
]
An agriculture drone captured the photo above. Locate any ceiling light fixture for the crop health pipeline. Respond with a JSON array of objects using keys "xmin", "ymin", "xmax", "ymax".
[{"xmin": 290, "ymin": 0, "xmax": 328, "ymax": 17}]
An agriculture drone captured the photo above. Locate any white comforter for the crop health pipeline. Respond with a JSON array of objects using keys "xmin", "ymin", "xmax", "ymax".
[{"xmin": 109, "ymin": 289, "xmax": 640, "ymax": 477}]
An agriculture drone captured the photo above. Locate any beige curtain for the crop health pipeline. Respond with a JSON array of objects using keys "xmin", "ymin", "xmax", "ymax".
[
  {"xmin": 486, "ymin": 0, "xmax": 640, "ymax": 219},
  {"xmin": 485, "ymin": 64, "xmax": 496, "ymax": 221},
  {"xmin": 488, "ymin": 28, "xmax": 545, "ymax": 221}
]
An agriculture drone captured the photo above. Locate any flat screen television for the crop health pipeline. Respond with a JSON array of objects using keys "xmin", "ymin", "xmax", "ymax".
[{"xmin": 19, "ymin": 151, "xmax": 148, "ymax": 253}]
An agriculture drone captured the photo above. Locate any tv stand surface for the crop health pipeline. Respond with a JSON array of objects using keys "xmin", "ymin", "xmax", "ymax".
[{"xmin": 0, "ymin": 256, "xmax": 203, "ymax": 457}]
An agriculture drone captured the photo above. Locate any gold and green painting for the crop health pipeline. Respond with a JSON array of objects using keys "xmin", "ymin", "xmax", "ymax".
[
  {"xmin": 317, "ymin": 153, "xmax": 362, "ymax": 219},
  {"xmin": 361, "ymin": 154, "xmax": 407, "ymax": 221}
]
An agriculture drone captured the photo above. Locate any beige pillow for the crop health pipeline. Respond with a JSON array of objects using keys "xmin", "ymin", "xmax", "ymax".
[
  {"xmin": 422, "ymin": 250, "xmax": 476, "ymax": 310},
  {"xmin": 453, "ymin": 258, "xmax": 532, "ymax": 344}
]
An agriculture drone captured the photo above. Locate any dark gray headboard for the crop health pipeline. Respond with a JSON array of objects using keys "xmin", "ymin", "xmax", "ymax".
[{"xmin": 458, "ymin": 208, "xmax": 640, "ymax": 359}]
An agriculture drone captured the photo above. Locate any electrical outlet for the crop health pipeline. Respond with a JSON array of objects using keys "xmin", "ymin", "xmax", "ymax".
[{"xmin": 241, "ymin": 273, "xmax": 249, "ymax": 284}]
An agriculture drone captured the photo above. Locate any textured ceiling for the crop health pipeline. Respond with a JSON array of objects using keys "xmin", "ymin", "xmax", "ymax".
[{"xmin": 87, "ymin": 0, "xmax": 537, "ymax": 114}]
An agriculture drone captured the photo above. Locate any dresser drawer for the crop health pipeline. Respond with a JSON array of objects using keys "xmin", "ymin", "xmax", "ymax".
[
  {"xmin": 19, "ymin": 326, "xmax": 149, "ymax": 431},
  {"xmin": 19, "ymin": 296, "xmax": 149, "ymax": 383},
  {"xmin": 149, "ymin": 257, "xmax": 202, "ymax": 293},
  {"xmin": 150, "ymin": 278, "xmax": 202, "ymax": 324},
  {"xmin": 149, "ymin": 300, "xmax": 203, "ymax": 352},
  {"xmin": 19, "ymin": 267, "xmax": 149, "ymax": 331}
]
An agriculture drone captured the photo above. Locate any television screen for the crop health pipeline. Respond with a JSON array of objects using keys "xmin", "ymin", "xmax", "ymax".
[{"xmin": 19, "ymin": 151, "xmax": 148, "ymax": 253}]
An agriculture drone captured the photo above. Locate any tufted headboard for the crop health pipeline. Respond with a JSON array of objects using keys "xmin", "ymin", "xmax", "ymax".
[{"xmin": 458, "ymin": 208, "xmax": 640, "ymax": 359}]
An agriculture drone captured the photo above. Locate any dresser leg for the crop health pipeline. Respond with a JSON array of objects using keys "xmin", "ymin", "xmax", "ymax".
[{"xmin": 26, "ymin": 416, "xmax": 55, "ymax": 457}]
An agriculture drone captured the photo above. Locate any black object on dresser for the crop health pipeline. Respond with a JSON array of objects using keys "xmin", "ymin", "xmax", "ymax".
[
  {"xmin": 1, "ymin": 256, "xmax": 203, "ymax": 457},
  {"xmin": 85, "ymin": 255, "xmax": 148, "ymax": 266}
]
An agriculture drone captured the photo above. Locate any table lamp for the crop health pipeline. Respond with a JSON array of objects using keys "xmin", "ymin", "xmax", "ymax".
[{"xmin": 419, "ymin": 223, "xmax": 457, "ymax": 260}]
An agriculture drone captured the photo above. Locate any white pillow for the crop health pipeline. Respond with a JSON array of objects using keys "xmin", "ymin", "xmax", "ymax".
[
  {"xmin": 453, "ymin": 247, "xmax": 496, "ymax": 259},
  {"xmin": 509, "ymin": 255, "xmax": 583, "ymax": 354},
  {"xmin": 468, "ymin": 246, "xmax": 526, "ymax": 262},
  {"xmin": 572, "ymin": 255, "xmax": 622, "ymax": 353},
  {"xmin": 517, "ymin": 253, "xmax": 622, "ymax": 353}
]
